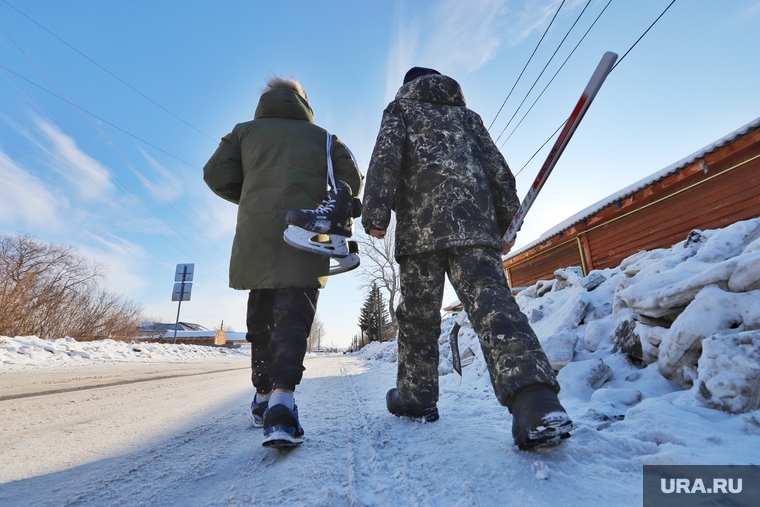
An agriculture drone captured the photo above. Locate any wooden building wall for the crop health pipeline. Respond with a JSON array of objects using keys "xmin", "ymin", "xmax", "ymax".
[{"xmin": 504, "ymin": 126, "xmax": 760, "ymax": 288}]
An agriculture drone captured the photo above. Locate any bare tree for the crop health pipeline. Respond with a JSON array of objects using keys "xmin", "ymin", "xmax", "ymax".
[
  {"xmin": 0, "ymin": 234, "xmax": 144, "ymax": 341},
  {"xmin": 308, "ymin": 313, "xmax": 325, "ymax": 352},
  {"xmin": 355, "ymin": 219, "xmax": 399, "ymax": 329},
  {"xmin": 213, "ymin": 320, "xmax": 236, "ymax": 332}
]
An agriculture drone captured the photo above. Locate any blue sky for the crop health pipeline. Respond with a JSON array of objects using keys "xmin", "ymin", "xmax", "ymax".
[{"xmin": 1, "ymin": 0, "xmax": 759, "ymax": 348}]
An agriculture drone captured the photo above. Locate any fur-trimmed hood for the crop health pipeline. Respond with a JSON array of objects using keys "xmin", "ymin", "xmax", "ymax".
[{"xmin": 254, "ymin": 87, "xmax": 314, "ymax": 123}]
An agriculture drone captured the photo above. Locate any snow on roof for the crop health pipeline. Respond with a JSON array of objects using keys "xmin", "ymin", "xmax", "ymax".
[
  {"xmin": 507, "ymin": 115, "xmax": 760, "ymax": 258},
  {"xmin": 139, "ymin": 322, "xmax": 209, "ymax": 332}
]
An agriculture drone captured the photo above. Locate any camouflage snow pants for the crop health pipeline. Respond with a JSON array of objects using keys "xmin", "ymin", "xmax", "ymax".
[
  {"xmin": 245, "ymin": 288, "xmax": 319, "ymax": 394},
  {"xmin": 396, "ymin": 246, "xmax": 559, "ymax": 408}
]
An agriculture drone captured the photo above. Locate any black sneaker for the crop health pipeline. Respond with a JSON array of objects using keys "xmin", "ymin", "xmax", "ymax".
[
  {"xmin": 510, "ymin": 384, "xmax": 573, "ymax": 450},
  {"xmin": 250, "ymin": 394, "xmax": 268, "ymax": 428},
  {"xmin": 386, "ymin": 388, "xmax": 439, "ymax": 422},
  {"xmin": 262, "ymin": 404, "xmax": 304, "ymax": 447}
]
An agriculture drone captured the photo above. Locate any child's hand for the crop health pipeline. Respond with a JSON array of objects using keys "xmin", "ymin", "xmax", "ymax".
[{"xmin": 502, "ymin": 238, "xmax": 516, "ymax": 255}]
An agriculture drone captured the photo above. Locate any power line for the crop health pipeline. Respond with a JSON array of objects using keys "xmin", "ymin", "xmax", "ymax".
[
  {"xmin": 513, "ymin": 0, "xmax": 678, "ymax": 181},
  {"xmin": 500, "ymin": 0, "xmax": 614, "ymax": 149},
  {"xmin": 1, "ymin": 67, "xmax": 228, "ymax": 277},
  {"xmin": 0, "ymin": 64, "xmax": 202, "ymax": 171},
  {"xmin": 0, "ymin": 27, "xmax": 228, "ymax": 267},
  {"xmin": 611, "ymin": 0, "xmax": 677, "ymax": 72},
  {"xmin": 494, "ymin": 0, "xmax": 593, "ymax": 144},
  {"xmin": 514, "ymin": 120, "xmax": 566, "ymax": 178},
  {"xmin": 488, "ymin": 0, "xmax": 566, "ymax": 131},
  {"xmin": 0, "ymin": 100, "xmax": 227, "ymax": 284},
  {"xmin": 1, "ymin": 0, "xmax": 217, "ymax": 143}
]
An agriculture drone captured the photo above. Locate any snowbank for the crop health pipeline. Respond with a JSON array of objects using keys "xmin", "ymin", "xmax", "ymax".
[
  {"xmin": 354, "ymin": 218, "xmax": 760, "ymax": 436},
  {"xmin": 1, "ymin": 336, "xmax": 249, "ymax": 370}
]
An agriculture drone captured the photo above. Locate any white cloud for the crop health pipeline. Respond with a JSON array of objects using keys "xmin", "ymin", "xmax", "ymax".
[
  {"xmin": 385, "ymin": 0, "xmax": 421, "ymax": 101},
  {"xmin": 38, "ymin": 121, "xmax": 116, "ymax": 199},
  {"xmin": 136, "ymin": 148, "xmax": 185, "ymax": 202},
  {"xmin": 197, "ymin": 195, "xmax": 238, "ymax": 241},
  {"xmin": 508, "ymin": 0, "xmax": 566, "ymax": 44},
  {"xmin": 425, "ymin": 0, "xmax": 511, "ymax": 72},
  {"xmin": 0, "ymin": 150, "xmax": 62, "ymax": 229},
  {"xmin": 384, "ymin": 0, "xmax": 573, "ymax": 99}
]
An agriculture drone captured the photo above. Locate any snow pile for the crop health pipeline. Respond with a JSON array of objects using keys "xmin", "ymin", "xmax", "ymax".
[
  {"xmin": 518, "ymin": 217, "xmax": 760, "ymax": 416},
  {"xmin": 1, "ymin": 335, "xmax": 249, "ymax": 368},
  {"xmin": 359, "ymin": 218, "xmax": 760, "ymax": 422},
  {"xmin": 352, "ymin": 338, "xmax": 398, "ymax": 362}
]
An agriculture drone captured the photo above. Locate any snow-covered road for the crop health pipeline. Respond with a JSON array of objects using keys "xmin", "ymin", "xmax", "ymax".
[
  {"xmin": 2, "ymin": 354, "xmax": 648, "ymax": 507},
  {"xmin": 0, "ymin": 360, "xmax": 252, "ymax": 485},
  {"xmin": 4, "ymin": 348, "xmax": 759, "ymax": 506}
]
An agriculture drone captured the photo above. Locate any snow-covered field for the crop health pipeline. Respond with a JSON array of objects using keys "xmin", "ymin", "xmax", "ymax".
[{"xmin": 1, "ymin": 218, "xmax": 759, "ymax": 506}]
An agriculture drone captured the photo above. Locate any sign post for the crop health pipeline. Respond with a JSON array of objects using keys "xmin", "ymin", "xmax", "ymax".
[{"xmin": 172, "ymin": 263, "xmax": 194, "ymax": 344}]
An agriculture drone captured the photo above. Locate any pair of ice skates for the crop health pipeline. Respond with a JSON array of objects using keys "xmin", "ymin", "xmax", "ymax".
[{"xmin": 283, "ymin": 180, "xmax": 362, "ymax": 275}]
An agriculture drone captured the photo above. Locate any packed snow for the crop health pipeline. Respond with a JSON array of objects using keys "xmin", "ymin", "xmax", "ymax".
[{"xmin": 2, "ymin": 219, "xmax": 759, "ymax": 506}]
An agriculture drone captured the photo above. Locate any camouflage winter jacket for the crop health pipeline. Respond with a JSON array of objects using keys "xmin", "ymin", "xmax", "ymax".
[{"xmin": 362, "ymin": 74, "xmax": 520, "ymax": 258}]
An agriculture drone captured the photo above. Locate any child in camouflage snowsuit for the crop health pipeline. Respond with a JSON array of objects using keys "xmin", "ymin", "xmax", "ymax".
[{"xmin": 361, "ymin": 67, "xmax": 572, "ymax": 449}]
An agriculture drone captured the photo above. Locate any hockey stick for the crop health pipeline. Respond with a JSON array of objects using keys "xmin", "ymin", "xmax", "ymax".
[{"xmin": 448, "ymin": 51, "xmax": 618, "ymax": 385}]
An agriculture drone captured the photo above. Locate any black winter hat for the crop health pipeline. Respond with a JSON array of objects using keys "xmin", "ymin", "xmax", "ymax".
[{"xmin": 403, "ymin": 67, "xmax": 441, "ymax": 84}]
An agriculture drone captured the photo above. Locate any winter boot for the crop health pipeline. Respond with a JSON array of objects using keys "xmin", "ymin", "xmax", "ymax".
[
  {"xmin": 262, "ymin": 404, "xmax": 304, "ymax": 447},
  {"xmin": 250, "ymin": 393, "xmax": 269, "ymax": 428},
  {"xmin": 386, "ymin": 388, "xmax": 439, "ymax": 422},
  {"xmin": 286, "ymin": 180, "xmax": 354, "ymax": 237},
  {"xmin": 510, "ymin": 384, "xmax": 573, "ymax": 450}
]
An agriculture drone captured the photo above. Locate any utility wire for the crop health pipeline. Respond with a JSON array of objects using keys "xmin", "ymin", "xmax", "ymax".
[
  {"xmin": 500, "ymin": 0, "xmax": 613, "ymax": 149},
  {"xmin": 0, "ymin": 64, "xmax": 202, "ymax": 170},
  {"xmin": 0, "ymin": 100, "xmax": 227, "ymax": 283},
  {"xmin": 1, "ymin": 0, "xmax": 217, "ymax": 143},
  {"xmin": 488, "ymin": 0, "xmax": 566, "ymax": 131},
  {"xmin": 513, "ymin": 0, "xmax": 678, "ymax": 180},
  {"xmin": 611, "ymin": 0, "xmax": 677, "ymax": 72},
  {"xmin": 494, "ymin": 0, "xmax": 593, "ymax": 144},
  {"xmin": 1, "ymin": 66, "xmax": 228, "ymax": 277},
  {"xmin": 0, "ymin": 26, "xmax": 228, "ymax": 265},
  {"xmin": 514, "ymin": 120, "xmax": 566, "ymax": 178}
]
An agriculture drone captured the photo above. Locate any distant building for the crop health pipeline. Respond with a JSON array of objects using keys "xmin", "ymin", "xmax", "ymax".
[
  {"xmin": 504, "ymin": 116, "xmax": 760, "ymax": 289},
  {"xmin": 139, "ymin": 321, "xmax": 209, "ymax": 334},
  {"xmin": 442, "ymin": 301, "xmax": 463, "ymax": 319}
]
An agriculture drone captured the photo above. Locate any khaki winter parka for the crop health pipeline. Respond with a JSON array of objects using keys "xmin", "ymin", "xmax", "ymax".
[
  {"xmin": 362, "ymin": 74, "xmax": 519, "ymax": 258},
  {"xmin": 204, "ymin": 87, "xmax": 362, "ymax": 289}
]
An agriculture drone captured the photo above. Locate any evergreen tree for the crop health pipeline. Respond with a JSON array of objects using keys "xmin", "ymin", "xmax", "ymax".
[
  {"xmin": 358, "ymin": 283, "xmax": 390, "ymax": 343},
  {"xmin": 373, "ymin": 284, "xmax": 390, "ymax": 341}
]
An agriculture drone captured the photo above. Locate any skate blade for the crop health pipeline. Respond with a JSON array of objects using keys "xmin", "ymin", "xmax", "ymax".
[
  {"xmin": 330, "ymin": 252, "xmax": 360, "ymax": 275},
  {"xmin": 262, "ymin": 429, "xmax": 303, "ymax": 448},
  {"xmin": 283, "ymin": 226, "xmax": 349, "ymax": 257}
]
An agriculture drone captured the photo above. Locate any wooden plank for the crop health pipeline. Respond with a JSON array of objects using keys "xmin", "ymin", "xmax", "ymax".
[
  {"xmin": 507, "ymin": 241, "xmax": 581, "ymax": 287},
  {"xmin": 505, "ymin": 131, "xmax": 760, "ymax": 287}
]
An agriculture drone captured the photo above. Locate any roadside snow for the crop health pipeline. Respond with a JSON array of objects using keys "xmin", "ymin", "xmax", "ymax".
[{"xmin": 1, "ymin": 336, "xmax": 249, "ymax": 370}]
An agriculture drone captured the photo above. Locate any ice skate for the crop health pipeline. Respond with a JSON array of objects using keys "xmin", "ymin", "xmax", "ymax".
[{"xmin": 283, "ymin": 180, "xmax": 362, "ymax": 274}]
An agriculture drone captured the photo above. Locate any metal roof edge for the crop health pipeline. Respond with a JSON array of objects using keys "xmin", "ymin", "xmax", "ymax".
[{"xmin": 506, "ymin": 116, "xmax": 760, "ymax": 260}]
